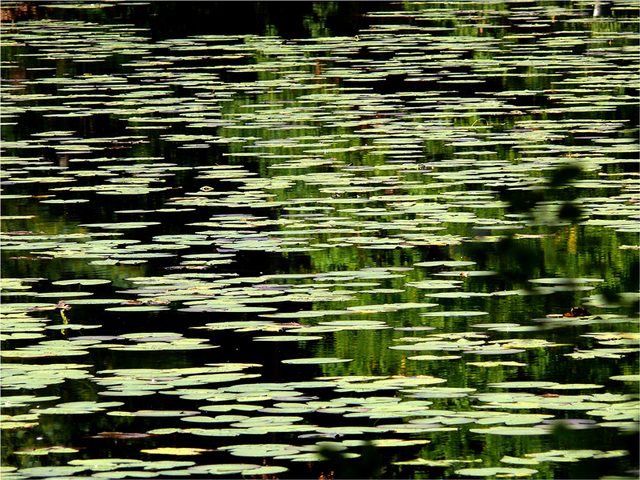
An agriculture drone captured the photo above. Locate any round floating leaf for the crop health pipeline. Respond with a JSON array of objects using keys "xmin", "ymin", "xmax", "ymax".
[
  {"xmin": 455, "ymin": 467, "xmax": 538, "ymax": 477},
  {"xmin": 220, "ymin": 443, "xmax": 301, "ymax": 457},
  {"xmin": 65, "ymin": 458, "xmax": 147, "ymax": 471},
  {"xmin": 188, "ymin": 463, "xmax": 262, "ymax": 475},
  {"xmin": 610, "ymin": 374, "xmax": 640, "ymax": 382},
  {"xmin": 529, "ymin": 277, "xmax": 604, "ymax": 285},
  {"xmin": 371, "ymin": 439, "xmax": 430, "ymax": 447},
  {"xmin": 501, "ymin": 455, "xmax": 541, "ymax": 465},
  {"xmin": 544, "ymin": 384, "xmax": 604, "ymax": 390},
  {"xmin": 415, "ymin": 261, "xmax": 476, "ymax": 268},
  {"xmin": 275, "ymin": 452, "xmax": 360, "ymax": 462},
  {"xmin": 141, "ymin": 447, "xmax": 212, "ymax": 455},
  {"xmin": 51, "ymin": 279, "xmax": 111, "ymax": 286},
  {"xmin": 406, "ymin": 280, "xmax": 463, "ymax": 289},
  {"xmin": 404, "ymin": 387, "xmax": 476, "ymax": 399},
  {"xmin": 407, "ymin": 355, "xmax": 462, "ymax": 361},
  {"xmin": 35, "ymin": 400, "xmax": 123, "ymax": 415},
  {"xmin": 253, "ymin": 335, "xmax": 323, "ymax": 342},
  {"xmin": 470, "ymin": 426, "xmax": 550, "ymax": 436},
  {"xmin": 109, "ymin": 410, "xmax": 200, "ymax": 418},
  {"xmin": 15, "ymin": 446, "xmax": 79, "ymax": 455},
  {"xmin": 282, "ymin": 357, "xmax": 353, "ymax": 365},
  {"xmin": 183, "ymin": 428, "xmax": 243, "ymax": 437},
  {"xmin": 489, "ymin": 381, "xmax": 560, "ymax": 389},
  {"xmin": 245, "ymin": 465, "xmax": 289, "ymax": 475},
  {"xmin": 468, "ymin": 361, "xmax": 527, "ymax": 367},
  {"xmin": 18, "ymin": 466, "xmax": 88, "ymax": 477}
]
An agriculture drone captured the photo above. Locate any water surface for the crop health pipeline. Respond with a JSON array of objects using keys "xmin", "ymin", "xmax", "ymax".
[{"xmin": 1, "ymin": 2, "xmax": 638, "ymax": 479}]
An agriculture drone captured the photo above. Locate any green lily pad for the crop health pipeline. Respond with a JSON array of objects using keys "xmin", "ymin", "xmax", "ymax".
[
  {"xmin": 253, "ymin": 335, "xmax": 323, "ymax": 342},
  {"xmin": 35, "ymin": 401, "xmax": 123, "ymax": 415},
  {"xmin": 51, "ymin": 279, "xmax": 111, "ymax": 286},
  {"xmin": 15, "ymin": 446, "xmax": 79, "ymax": 455},
  {"xmin": 610, "ymin": 374, "xmax": 640, "ymax": 382},
  {"xmin": 141, "ymin": 447, "xmax": 212, "ymax": 455},
  {"xmin": 470, "ymin": 426, "xmax": 550, "ymax": 436},
  {"xmin": 187, "ymin": 463, "xmax": 263, "ymax": 475},
  {"xmin": 219, "ymin": 443, "xmax": 301, "ymax": 457},
  {"xmin": 455, "ymin": 467, "xmax": 538, "ymax": 477},
  {"xmin": 407, "ymin": 355, "xmax": 462, "ymax": 361},
  {"xmin": 468, "ymin": 361, "xmax": 527, "ymax": 367},
  {"xmin": 282, "ymin": 357, "xmax": 353, "ymax": 365},
  {"xmin": 544, "ymin": 384, "xmax": 604, "ymax": 390},
  {"xmin": 18, "ymin": 466, "xmax": 89, "ymax": 477},
  {"xmin": 489, "ymin": 381, "xmax": 560, "ymax": 389}
]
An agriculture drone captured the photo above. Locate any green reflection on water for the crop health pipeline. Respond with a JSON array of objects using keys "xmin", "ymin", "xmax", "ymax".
[{"xmin": 1, "ymin": 1, "xmax": 638, "ymax": 478}]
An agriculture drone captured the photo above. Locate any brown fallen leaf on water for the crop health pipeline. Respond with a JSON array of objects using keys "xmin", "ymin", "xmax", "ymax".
[{"xmin": 563, "ymin": 306, "xmax": 590, "ymax": 317}]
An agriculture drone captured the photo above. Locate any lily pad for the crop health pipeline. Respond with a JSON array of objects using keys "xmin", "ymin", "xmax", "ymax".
[
  {"xmin": 455, "ymin": 467, "xmax": 538, "ymax": 477},
  {"xmin": 141, "ymin": 447, "xmax": 212, "ymax": 455},
  {"xmin": 282, "ymin": 357, "xmax": 353, "ymax": 365}
]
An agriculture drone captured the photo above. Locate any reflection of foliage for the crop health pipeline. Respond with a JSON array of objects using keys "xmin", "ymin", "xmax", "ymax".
[
  {"xmin": 494, "ymin": 162, "xmax": 584, "ymax": 222},
  {"xmin": 467, "ymin": 235, "xmax": 539, "ymax": 288},
  {"xmin": 303, "ymin": 2, "xmax": 339, "ymax": 38},
  {"xmin": 319, "ymin": 441, "xmax": 386, "ymax": 479},
  {"xmin": 263, "ymin": 24, "xmax": 279, "ymax": 37},
  {"xmin": 2, "ymin": 2, "xmax": 638, "ymax": 477}
]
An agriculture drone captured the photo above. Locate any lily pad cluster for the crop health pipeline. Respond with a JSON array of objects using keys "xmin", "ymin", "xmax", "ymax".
[{"xmin": 1, "ymin": 1, "xmax": 638, "ymax": 479}]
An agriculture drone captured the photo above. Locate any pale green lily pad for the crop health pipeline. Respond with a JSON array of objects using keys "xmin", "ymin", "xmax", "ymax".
[
  {"xmin": 371, "ymin": 438, "xmax": 430, "ymax": 447},
  {"xmin": 243, "ymin": 465, "xmax": 289, "ymax": 475},
  {"xmin": 414, "ymin": 261, "xmax": 476, "ymax": 268},
  {"xmin": 108, "ymin": 410, "xmax": 200, "ymax": 418},
  {"xmin": 407, "ymin": 355, "xmax": 462, "ymax": 361},
  {"xmin": 69, "ymin": 458, "xmax": 147, "ymax": 472},
  {"xmin": 500, "ymin": 455, "xmax": 541, "ymax": 466},
  {"xmin": 406, "ymin": 280, "xmax": 463, "ymax": 289},
  {"xmin": 455, "ymin": 467, "xmax": 538, "ymax": 477},
  {"xmin": 523, "ymin": 449, "xmax": 628, "ymax": 463},
  {"xmin": 141, "ymin": 447, "xmax": 212, "ymax": 455},
  {"xmin": 470, "ymin": 426, "xmax": 550, "ymax": 436},
  {"xmin": 544, "ymin": 384, "xmax": 604, "ymax": 390},
  {"xmin": 529, "ymin": 277, "xmax": 604, "ymax": 285},
  {"xmin": 1, "ymin": 395, "xmax": 61, "ymax": 407},
  {"xmin": 183, "ymin": 428, "xmax": 244, "ymax": 437},
  {"xmin": 219, "ymin": 443, "xmax": 301, "ymax": 457},
  {"xmin": 404, "ymin": 387, "xmax": 476, "ymax": 399},
  {"xmin": 45, "ymin": 324, "xmax": 101, "ymax": 331},
  {"xmin": 35, "ymin": 401, "xmax": 123, "ymax": 415},
  {"xmin": 274, "ymin": 452, "xmax": 360, "ymax": 462},
  {"xmin": 51, "ymin": 279, "xmax": 111, "ymax": 286},
  {"xmin": 187, "ymin": 463, "xmax": 263, "ymax": 475},
  {"xmin": 489, "ymin": 381, "xmax": 560, "ymax": 389},
  {"xmin": 15, "ymin": 446, "xmax": 79, "ymax": 455},
  {"xmin": 610, "ymin": 374, "xmax": 640, "ymax": 382},
  {"xmin": 199, "ymin": 404, "xmax": 263, "ymax": 413},
  {"xmin": 468, "ymin": 361, "xmax": 527, "ymax": 367},
  {"xmin": 395, "ymin": 458, "xmax": 479, "ymax": 467},
  {"xmin": 253, "ymin": 335, "xmax": 323, "ymax": 342},
  {"xmin": 282, "ymin": 357, "xmax": 353, "ymax": 365},
  {"xmin": 18, "ymin": 466, "xmax": 88, "ymax": 477}
]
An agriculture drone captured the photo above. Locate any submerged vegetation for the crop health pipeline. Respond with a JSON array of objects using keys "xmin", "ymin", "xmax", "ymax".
[{"xmin": 1, "ymin": 1, "xmax": 638, "ymax": 478}]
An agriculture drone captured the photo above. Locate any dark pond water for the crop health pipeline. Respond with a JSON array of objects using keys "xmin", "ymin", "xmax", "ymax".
[{"xmin": 1, "ymin": 1, "xmax": 639, "ymax": 479}]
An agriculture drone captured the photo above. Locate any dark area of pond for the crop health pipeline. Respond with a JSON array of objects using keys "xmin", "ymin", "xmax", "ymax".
[{"xmin": 1, "ymin": 1, "xmax": 639, "ymax": 479}]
